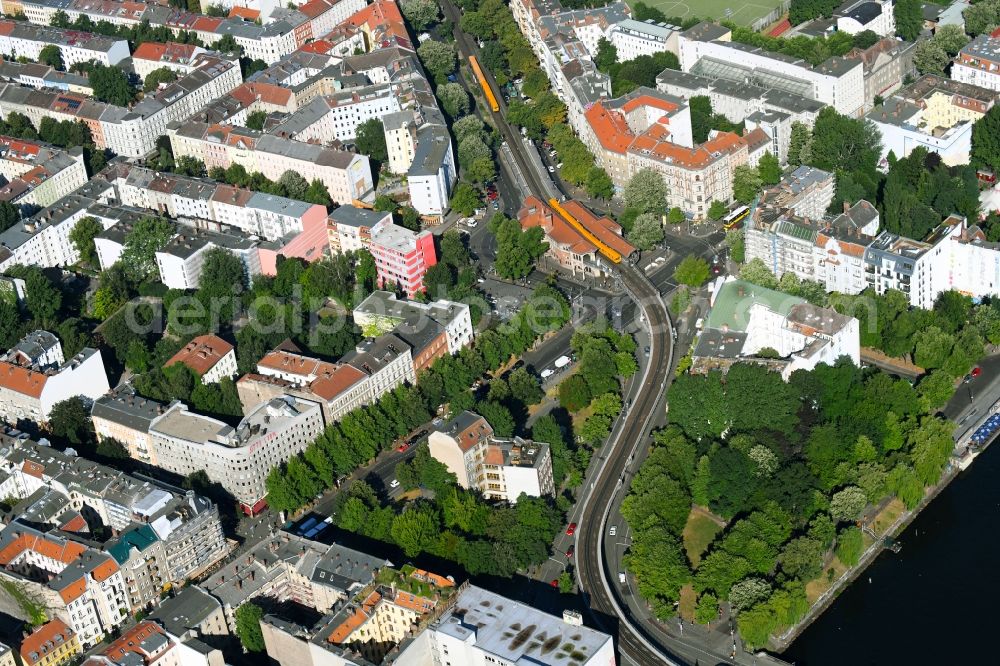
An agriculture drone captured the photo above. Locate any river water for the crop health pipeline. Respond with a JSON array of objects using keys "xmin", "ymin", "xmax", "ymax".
[{"xmin": 785, "ymin": 439, "xmax": 1000, "ymax": 664}]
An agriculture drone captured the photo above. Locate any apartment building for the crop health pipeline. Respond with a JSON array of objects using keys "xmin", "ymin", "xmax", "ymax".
[
  {"xmin": 111, "ymin": 165, "xmax": 329, "ymax": 270},
  {"xmin": 692, "ymin": 277, "xmax": 860, "ymax": 380},
  {"xmin": 152, "ymin": 227, "xmax": 263, "ymax": 290},
  {"xmin": 0, "ymin": 525, "xmax": 127, "ymax": 647},
  {"xmin": 0, "ymin": 643, "xmax": 14, "ymax": 666},
  {"xmin": 608, "ymin": 18, "xmax": 679, "ymax": 60},
  {"xmin": 834, "ymin": 0, "xmax": 896, "ymax": 36},
  {"xmin": 429, "ymin": 411, "xmax": 555, "ymax": 503},
  {"xmin": 0, "ymin": 435, "xmax": 228, "ymax": 589},
  {"xmin": 18, "ymin": 619, "xmax": 81, "ymax": 666},
  {"xmin": 408, "ymin": 126, "xmax": 456, "ymax": 218},
  {"xmin": 200, "ymin": 531, "xmax": 387, "ymax": 629},
  {"xmin": 105, "ymin": 526, "xmax": 163, "ymax": 614},
  {"xmin": 868, "ymin": 74, "xmax": 997, "ymax": 166},
  {"xmin": 0, "ymin": 180, "xmax": 119, "ymax": 274},
  {"xmin": 678, "ymin": 22, "xmax": 865, "ymax": 117},
  {"xmin": 582, "ymin": 89, "xmax": 684, "ymax": 186},
  {"xmin": 0, "ymin": 56, "xmax": 241, "ymax": 157},
  {"xmin": 168, "ymin": 122, "xmax": 373, "ymax": 206},
  {"xmin": 305, "ymin": 570, "xmax": 456, "ymax": 665},
  {"xmin": 366, "ymin": 215, "xmax": 437, "ymax": 298},
  {"xmin": 326, "ymin": 206, "xmax": 388, "ymax": 254},
  {"xmin": 0, "ymin": 19, "xmax": 129, "ymax": 67},
  {"xmin": 243, "ymin": 349, "xmax": 371, "ymax": 425},
  {"xmin": 845, "ymin": 37, "xmax": 917, "ymax": 113},
  {"xmin": 0, "ymin": 60, "xmax": 94, "ymax": 95},
  {"xmin": 91, "ymin": 387, "xmax": 168, "ymax": 465},
  {"xmin": 353, "ymin": 290, "xmax": 474, "ymax": 354},
  {"xmin": 628, "ymin": 127, "xmax": 761, "ymax": 219},
  {"xmin": 757, "ymin": 166, "xmax": 836, "ymax": 220},
  {"xmin": 0, "ymin": 331, "xmax": 109, "ymax": 424},
  {"xmin": 131, "ymin": 41, "xmax": 210, "ymax": 81},
  {"xmin": 148, "ymin": 396, "xmax": 325, "ymax": 514},
  {"xmin": 952, "ymin": 33, "xmax": 1000, "ymax": 92},
  {"xmin": 342, "ymin": 334, "xmax": 417, "ymax": 400},
  {"xmin": 746, "ymin": 201, "xmax": 879, "ymax": 294},
  {"xmin": 147, "ymin": 586, "xmax": 228, "ymax": 643},
  {"xmin": 15, "ymin": 0, "xmax": 366, "ymax": 65},
  {"xmin": 81, "ymin": 620, "xmax": 224, "ymax": 666},
  {"xmin": 164, "ymin": 335, "xmax": 237, "ymax": 384},
  {"xmin": 0, "ymin": 136, "xmax": 88, "ymax": 211}
]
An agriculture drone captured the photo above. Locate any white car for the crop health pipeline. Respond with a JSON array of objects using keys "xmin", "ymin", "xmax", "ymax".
[
  {"xmin": 609, "ymin": 525, "xmax": 617, "ymax": 536},
  {"xmin": 547, "ymin": 165, "xmax": 555, "ymax": 173},
  {"xmin": 540, "ymin": 368, "xmax": 555, "ymax": 379},
  {"xmin": 389, "ymin": 479, "xmax": 400, "ymax": 489},
  {"xmin": 466, "ymin": 219, "xmax": 478, "ymax": 228}
]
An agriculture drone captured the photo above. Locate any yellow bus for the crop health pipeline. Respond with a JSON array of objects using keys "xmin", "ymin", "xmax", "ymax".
[{"xmin": 723, "ymin": 205, "xmax": 750, "ymax": 230}]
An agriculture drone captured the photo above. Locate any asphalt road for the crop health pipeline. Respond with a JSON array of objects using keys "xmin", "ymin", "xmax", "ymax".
[{"xmin": 943, "ymin": 354, "xmax": 1000, "ymax": 442}]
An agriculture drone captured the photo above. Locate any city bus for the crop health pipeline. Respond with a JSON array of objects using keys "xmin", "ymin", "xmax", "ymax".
[{"xmin": 722, "ymin": 205, "xmax": 750, "ymax": 230}]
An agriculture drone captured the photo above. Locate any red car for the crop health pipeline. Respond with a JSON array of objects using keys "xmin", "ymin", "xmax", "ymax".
[
  {"xmin": 565, "ymin": 522, "xmax": 577, "ymax": 536},
  {"xmin": 550, "ymin": 579, "xmax": 559, "ymax": 587},
  {"xmin": 565, "ymin": 545, "xmax": 575, "ymax": 559},
  {"xmin": 396, "ymin": 442, "xmax": 409, "ymax": 453},
  {"xmin": 972, "ymin": 366, "xmax": 982, "ymax": 378}
]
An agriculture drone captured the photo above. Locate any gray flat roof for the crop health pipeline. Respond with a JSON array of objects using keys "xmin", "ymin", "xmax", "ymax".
[{"xmin": 434, "ymin": 585, "xmax": 612, "ymax": 665}]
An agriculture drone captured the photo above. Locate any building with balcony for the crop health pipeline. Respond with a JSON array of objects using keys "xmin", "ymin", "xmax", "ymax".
[
  {"xmin": 0, "ymin": 525, "xmax": 127, "ymax": 647},
  {"xmin": 148, "ymin": 395, "xmax": 324, "ymax": 514},
  {"xmin": 428, "ymin": 411, "xmax": 555, "ymax": 503},
  {"xmin": 952, "ymin": 33, "xmax": 1000, "ymax": 92},
  {"xmin": 367, "ymin": 216, "xmax": 437, "ymax": 298},
  {"xmin": 867, "ymin": 74, "xmax": 997, "ymax": 166}
]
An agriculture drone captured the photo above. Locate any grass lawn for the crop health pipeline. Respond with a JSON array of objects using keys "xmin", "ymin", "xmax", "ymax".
[
  {"xmin": 678, "ymin": 584, "xmax": 697, "ymax": 621},
  {"xmin": 682, "ymin": 507, "xmax": 725, "ymax": 567},
  {"xmin": 628, "ymin": 0, "xmax": 786, "ymax": 27},
  {"xmin": 870, "ymin": 498, "xmax": 906, "ymax": 536},
  {"xmin": 805, "ymin": 555, "xmax": 849, "ymax": 604}
]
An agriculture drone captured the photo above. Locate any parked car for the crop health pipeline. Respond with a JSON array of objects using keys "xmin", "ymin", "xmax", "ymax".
[
  {"xmin": 396, "ymin": 442, "xmax": 409, "ymax": 453},
  {"xmin": 566, "ymin": 522, "xmax": 577, "ymax": 536},
  {"xmin": 609, "ymin": 525, "xmax": 617, "ymax": 536},
  {"xmin": 565, "ymin": 545, "xmax": 575, "ymax": 559},
  {"xmin": 389, "ymin": 479, "xmax": 400, "ymax": 489}
]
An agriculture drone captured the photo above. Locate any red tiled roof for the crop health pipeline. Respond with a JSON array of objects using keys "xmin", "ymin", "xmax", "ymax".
[
  {"xmin": 20, "ymin": 620, "xmax": 75, "ymax": 666},
  {"xmin": 519, "ymin": 196, "xmax": 595, "ymax": 255},
  {"xmin": 99, "ymin": 622, "xmax": 170, "ymax": 662},
  {"xmin": 585, "ymin": 102, "xmax": 633, "ymax": 154},
  {"xmin": 0, "ymin": 361, "xmax": 48, "ymax": 398},
  {"xmin": 60, "ymin": 515, "xmax": 88, "ymax": 533},
  {"xmin": 561, "ymin": 200, "xmax": 635, "ymax": 258},
  {"xmin": 132, "ymin": 42, "xmax": 167, "ymax": 61},
  {"xmin": 164, "ymin": 334, "xmax": 233, "ymax": 376},
  {"xmin": 228, "ymin": 6, "xmax": 259, "ymax": 20}
]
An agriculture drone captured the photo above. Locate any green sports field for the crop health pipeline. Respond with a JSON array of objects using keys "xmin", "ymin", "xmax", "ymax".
[{"xmin": 631, "ymin": 0, "xmax": 788, "ymax": 28}]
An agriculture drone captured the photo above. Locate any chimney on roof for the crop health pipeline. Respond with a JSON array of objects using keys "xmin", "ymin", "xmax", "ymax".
[{"xmin": 844, "ymin": 200, "xmax": 850, "ymax": 214}]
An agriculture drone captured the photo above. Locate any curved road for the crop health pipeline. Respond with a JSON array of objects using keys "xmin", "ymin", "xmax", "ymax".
[
  {"xmin": 574, "ymin": 261, "xmax": 677, "ymax": 665},
  {"xmin": 437, "ymin": 3, "xmax": 686, "ymax": 663}
]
